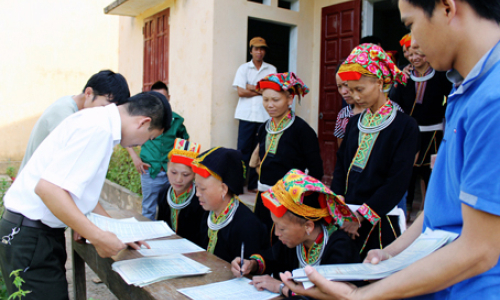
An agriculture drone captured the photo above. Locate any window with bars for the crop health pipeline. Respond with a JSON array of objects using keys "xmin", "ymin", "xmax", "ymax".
[{"xmin": 143, "ymin": 8, "xmax": 170, "ymax": 92}]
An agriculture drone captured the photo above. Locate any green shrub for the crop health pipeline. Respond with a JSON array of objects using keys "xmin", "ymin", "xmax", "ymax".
[
  {"xmin": 5, "ymin": 167, "xmax": 16, "ymax": 179},
  {"xmin": 0, "ymin": 178, "xmax": 11, "ymax": 298},
  {"xmin": 106, "ymin": 146, "xmax": 142, "ymax": 195}
]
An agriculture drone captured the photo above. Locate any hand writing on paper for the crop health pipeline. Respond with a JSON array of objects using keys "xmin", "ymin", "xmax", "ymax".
[{"xmin": 231, "ymin": 257, "xmax": 256, "ymax": 277}]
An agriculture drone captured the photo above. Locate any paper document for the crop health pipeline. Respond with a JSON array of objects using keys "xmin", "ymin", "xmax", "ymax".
[
  {"xmin": 87, "ymin": 213, "xmax": 175, "ymax": 243},
  {"xmin": 292, "ymin": 228, "xmax": 458, "ymax": 281},
  {"xmin": 112, "ymin": 254, "xmax": 211, "ymax": 287},
  {"xmin": 178, "ymin": 278, "xmax": 279, "ymax": 300},
  {"xmin": 138, "ymin": 239, "xmax": 205, "ymax": 256}
]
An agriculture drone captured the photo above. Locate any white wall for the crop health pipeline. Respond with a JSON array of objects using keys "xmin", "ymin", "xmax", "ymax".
[{"xmin": 0, "ymin": 0, "xmax": 120, "ymax": 162}]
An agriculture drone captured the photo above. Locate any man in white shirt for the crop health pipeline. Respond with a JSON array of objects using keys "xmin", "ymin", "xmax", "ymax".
[
  {"xmin": 233, "ymin": 37, "xmax": 277, "ymax": 192},
  {"xmin": 0, "ymin": 91, "xmax": 171, "ymax": 299}
]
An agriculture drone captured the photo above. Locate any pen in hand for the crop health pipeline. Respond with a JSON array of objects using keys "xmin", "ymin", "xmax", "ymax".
[{"xmin": 240, "ymin": 242, "xmax": 245, "ymax": 276}]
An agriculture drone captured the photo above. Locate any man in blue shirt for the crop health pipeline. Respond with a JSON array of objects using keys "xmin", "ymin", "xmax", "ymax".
[{"xmin": 281, "ymin": 1, "xmax": 500, "ymax": 299}]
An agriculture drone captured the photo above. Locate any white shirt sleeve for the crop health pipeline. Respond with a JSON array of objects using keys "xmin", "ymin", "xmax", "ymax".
[
  {"xmin": 41, "ymin": 126, "xmax": 113, "ymax": 199},
  {"xmin": 233, "ymin": 63, "xmax": 248, "ymax": 90}
]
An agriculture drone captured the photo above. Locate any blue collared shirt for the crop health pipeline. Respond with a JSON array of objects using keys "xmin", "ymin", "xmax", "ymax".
[{"xmin": 414, "ymin": 40, "xmax": 500, "ymax": 299}]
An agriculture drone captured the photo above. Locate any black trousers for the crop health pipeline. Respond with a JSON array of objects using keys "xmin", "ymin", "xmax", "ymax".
[
  {"xmin": 0, "ymin": 217, "xmax": 68, "ymax": 300},
  {"xmin": 237, "ymin": 120, "xmax": 262, "ymax": 190}
]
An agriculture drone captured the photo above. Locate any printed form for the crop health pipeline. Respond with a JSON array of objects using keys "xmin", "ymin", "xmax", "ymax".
[
  {"xmin": 292, "ymin": 228, "xmax": 459, "ymax": 281},
  {"xmin": 112, "ymin": 254, "xmax": 211, "ymax": 287},
  {"xmin": 87, "ymin": 213, "xmax": 175, "ymax": 243},
  {"xmin": 178, "ymin": 278, "xmax": 279, "ymax": 300},
  {"xmin": 138, "ymin": 238, "xmax": 205, "ymax": 257}
]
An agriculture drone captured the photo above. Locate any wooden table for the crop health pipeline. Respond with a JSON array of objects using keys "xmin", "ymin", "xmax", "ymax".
[{"xmin": 72, "ymin": 208, "xmax": 282, "ymax": 299}]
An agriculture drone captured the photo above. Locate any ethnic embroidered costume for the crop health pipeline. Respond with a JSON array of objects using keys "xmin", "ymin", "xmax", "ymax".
[
  {"xmin": 156, "ymin": 138, "xmax": 204, "ymax": 244},
  {"xmin": 251, "ymin": 169, "xmax": 360, "ymax": 276},
  {"xmin": 332, "ymin": 44, "xmax": 419, "ymax": 258},
  {"xmin": 192, "ymin": 147, "xmax": 268, "ymax": 263},
  {"xmin": 254, "ymin": 72, "xmax": 324, "ymax": 233}
]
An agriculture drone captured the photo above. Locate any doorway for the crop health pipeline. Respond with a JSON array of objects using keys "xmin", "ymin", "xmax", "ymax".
[
  {"xmin": 363, "ymin": 0, "xmax": 410, "ymax": 67},
  {"xmin": 247, "ymin": 18, "xmax": 291, "ymax": 73}
]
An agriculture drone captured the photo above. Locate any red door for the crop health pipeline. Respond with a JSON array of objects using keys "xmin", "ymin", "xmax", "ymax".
[
  {"xmin": 318, "ymin": 1, "xmax": 360, "ymax": 185},
  {"xmin": 143, "ymin": 8, "xmax": 170, "ymax": 91}
]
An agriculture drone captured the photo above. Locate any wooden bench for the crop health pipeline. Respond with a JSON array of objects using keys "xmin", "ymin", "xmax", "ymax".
[{"xmin": 72, "ymin": 207, "xmax": 281, "ymax": 299}]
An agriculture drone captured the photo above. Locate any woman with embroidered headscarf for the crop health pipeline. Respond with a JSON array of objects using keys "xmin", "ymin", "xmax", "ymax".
[
  {"xmin": 253, "ymin": 72, "xmax": 324, "ymax": 234},
  {"xmin": 231, "ymin": 169, "xmax": 360, "ymax": 298},
  {"xmin": 156, "ymin": 138, "xmax": 205, "ymax": 244},
  {"xmin": 191, "ymin": 147, "xmax": 268, "ymax": 263},
  {"xmin": 331, "ymin": 43, "xmax": 419, "ymax": 259}
]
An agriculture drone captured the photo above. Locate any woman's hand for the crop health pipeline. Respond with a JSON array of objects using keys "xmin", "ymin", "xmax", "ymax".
[
  {"xmin": 231, "ymin": 257, "xmax": 256, "ymax": 277},
  {"xmin": 280, "ymin": 267, "xmax": 358, "ymax": 300},
  {"xmin": 251, "ymin": 275, "xmax": 282, "ymax": 293},
  {"xmin": 341, "ymin": 211, "xmax": 362, "ymax": 239},
  {"xmin": 363, "ymin": 249, "xmax": 392, "ymax": 264}
]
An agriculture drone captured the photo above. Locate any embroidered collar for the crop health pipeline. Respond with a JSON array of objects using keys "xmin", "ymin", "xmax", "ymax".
[
  {"xmin": 168, "ymin": 184, "xmax": 195, "ymax": 232},
  {"xmin": 206, "ymin": 197, "xmax": 240, "ymax": 253},
  {"xmin": 207, "ymin": 197, "xmax": 239, "ymax": 231},
  {"xmin": 358, "ymin": 101, "xmax": 397, "ymax": 134},
  {"xmin": 266, "ymin": 111, "xmax": 295, "ymax": 134},
  {"xmin": 410, "ymin": 68, "xmax": 435, "ymax": 82},
  {"xmin": 296, "ymin": 224, "xmax": 329, "ymax": 268},
  {"xmin": 167, "ymin": 184, "xmax": 195, "ymax": 210}
]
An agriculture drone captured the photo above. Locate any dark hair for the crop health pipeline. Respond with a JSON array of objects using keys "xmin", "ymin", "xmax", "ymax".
[
  {"xmin": 360, "ymin": 35, "xmax": 383, "ymax": 46},
  {"xmin": 124, "ymin": 91, "xmax": 172, "ymax": 131},
  {"xmin": 83, "ymin": 70, "xmax": 130, "ymax": 105},
  {"xmin": 335, "ymin": 60, "xmax": 346, "ymax": 74},
  {"xmin": 151, "ymin": 81, "xmax": 169, "ymax": 94},
  {"xmin": 285, "ymin": 193, "xmax": 324, "ymax": 228},
  {"xmin": 404, "ymin": 0, "xmax": 500, "ymax": 23}
]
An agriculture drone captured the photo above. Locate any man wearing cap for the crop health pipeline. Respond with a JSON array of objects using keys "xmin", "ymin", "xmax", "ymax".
[{"xmin": 233, "ymin": 37, "xmax": 277, "ymax": 193}]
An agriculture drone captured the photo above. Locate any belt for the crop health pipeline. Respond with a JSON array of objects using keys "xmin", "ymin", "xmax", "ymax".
[
  {"xmin": 419, "ymin": 123, "xmax": 443, "ymax": 132},
  {"xmin": 2, "ymin": 210, "xmax": 62, "ymax": 231},
  {"xmin": 258, "ymin": 181, "xmax": 273, "ymax": 192}
]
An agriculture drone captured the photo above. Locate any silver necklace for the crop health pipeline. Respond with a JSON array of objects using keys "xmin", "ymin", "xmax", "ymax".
[
  {"xmin": 167, "ymin": 183, "xmax": 196, "ymax": 210},
  {"xmin": 358, "ymin": 105, "xmax": 397, "ymax": 134},
  {"xmin": 265, "ymin": 114, "xmax": 296, "ymax": 134},
  {"xmin": 207, "ymin": 198, "xmax": 239, "ymax": 231},
  {"xmin": 410, "ymin": 68, "xmax": 435, "ymax": 82},
  {"xmin": 296, "ymin": 224, "xmax": 329, "ymax": 268}
]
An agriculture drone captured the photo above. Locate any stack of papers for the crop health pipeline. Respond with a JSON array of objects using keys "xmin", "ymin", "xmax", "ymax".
[
  {"xmin": 292, "ymin": 228, "xmax": 458, "ymax": 282},
  {"xmin": 112, "ymin": 254, "xmax": 211, "ymax": 287},
  {"xmin": 178, "ymin": 278, "xmax": 279, "ymax": 300},
  {"xmin": 138, "ymin": 239, "xmax": 205, "ymax": 257},
  {"xmin": 87, "ymin": 213, "xmax": 175, "ymax": 243}
]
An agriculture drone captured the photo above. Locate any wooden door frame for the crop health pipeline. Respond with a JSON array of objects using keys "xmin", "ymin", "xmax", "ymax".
[{"xmin": 318, "ymin": 0, "xmax": 361, "ymax": 185}]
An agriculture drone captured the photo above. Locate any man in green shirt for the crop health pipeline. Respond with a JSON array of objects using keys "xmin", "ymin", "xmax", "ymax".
[{"xmin": 127, "ymin": 81, "xmax": 189, "ymax": 220}]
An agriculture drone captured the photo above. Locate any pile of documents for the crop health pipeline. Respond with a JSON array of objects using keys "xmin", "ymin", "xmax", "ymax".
[
  {"xmin": 137, "ymin": 238, "xmax": 205, "ymax": 257},
  {"xmin": 178, "ymin": 278, "xmax": 279, "ymax": 300},
  {"xmin": 292, "ymin": 228, "xmax": 459, "ymax": 282},
  {"xmin": 112, "ymin": 254, "xmax": 211, "ymax": 287},
  {"xmin": 86, "ymin": 213, "xmax": 175, "ymax": 243}
]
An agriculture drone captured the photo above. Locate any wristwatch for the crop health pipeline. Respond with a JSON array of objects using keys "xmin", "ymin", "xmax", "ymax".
[{"xmin": 279, "ymin": 283, "xmax": 285, "ymax": 296}]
